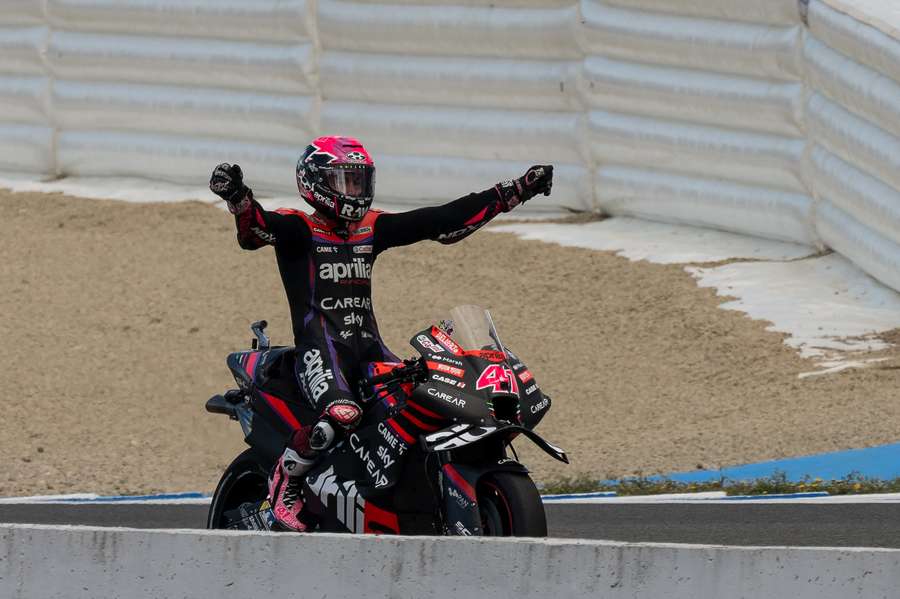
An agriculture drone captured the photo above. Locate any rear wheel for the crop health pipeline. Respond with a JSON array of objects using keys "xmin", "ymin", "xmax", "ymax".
[
  {"xmin": 207, "ymin": 448, "xmax": 270, "ymax": 529},
  {"xmin": 477, "ymin": 472, "xmax": 547, "ymax": 537}
]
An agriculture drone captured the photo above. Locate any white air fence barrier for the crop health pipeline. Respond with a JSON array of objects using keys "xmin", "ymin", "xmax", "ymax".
[{"xmin": 0, "ymin": 0, "xmax": 900, "ymax": 290}]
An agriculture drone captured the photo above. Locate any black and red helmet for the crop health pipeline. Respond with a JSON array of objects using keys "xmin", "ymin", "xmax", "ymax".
[{"xmin": 296, "ymin": 136, "xmax": 375, "ymax": 222}]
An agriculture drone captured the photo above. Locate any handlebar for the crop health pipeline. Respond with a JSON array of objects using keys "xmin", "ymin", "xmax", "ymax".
[{"xmin": 363, "ymin": 358, "xmax": 427, "ymax": 389}]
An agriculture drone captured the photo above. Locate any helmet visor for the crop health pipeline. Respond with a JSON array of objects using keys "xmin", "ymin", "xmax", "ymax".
[{"xmin": 323, "ymin": 166, "xmax": 374, "ymax": 199}]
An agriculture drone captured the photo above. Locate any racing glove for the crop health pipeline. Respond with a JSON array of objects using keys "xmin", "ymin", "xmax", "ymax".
[
  {"xmin": 308, "ymin": 399, "xmax": 364, "ymax": 452},
  {"xmin": 494, "ymin": 165, "xmax": 553, "ymax": 212},
  {"xmin": 209, "ymin": 162, "xmax": 252, "ymax": 214}
]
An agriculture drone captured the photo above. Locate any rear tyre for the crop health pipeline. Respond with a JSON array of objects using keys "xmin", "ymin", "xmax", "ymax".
[
  {"xmin": 207, "ymin": 448, "xmax": 270, "ymax": 529},
  {"xmin": 477, "ymin": 472, "xmax": 547, "ymax": 537}
]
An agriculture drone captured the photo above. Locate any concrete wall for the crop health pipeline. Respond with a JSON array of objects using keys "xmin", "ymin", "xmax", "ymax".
[
  {"xmin": 1, "ymin": 1, "xmax": 900, "ymax": 289},
  {"xmin": 2, "ymin": 524, "xmax": 899, "ymax": 598}
]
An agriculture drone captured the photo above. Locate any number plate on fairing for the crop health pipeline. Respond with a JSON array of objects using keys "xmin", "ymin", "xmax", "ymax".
[
  {"xmin": 423, "ymin": 424, "xmax": 498, "ymax": 451},
  {"xmin": 422, "ymin": 423, "xmax": 569, "ymax": 464}
]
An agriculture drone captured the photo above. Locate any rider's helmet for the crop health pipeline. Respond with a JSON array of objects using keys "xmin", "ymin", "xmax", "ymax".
[{"xmin": 296, "ymin": 135, "xmax": 375, "ymax": 222}]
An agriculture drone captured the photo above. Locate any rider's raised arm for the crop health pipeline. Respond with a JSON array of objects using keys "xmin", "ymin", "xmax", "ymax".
[
  {"xmin": 373, "ymin": 188, "xmax": 505, "ymax": 252},
  {"xmin": 233, "ymin": 199, "xmax": 311, "ymax": 251},
  {"xmin": 209, "ymin": 163, "xmax": 310, "ymax": 252},
  {"xmin": 372, "ymin": 165, "xmax": 553, "ymax": 254}
]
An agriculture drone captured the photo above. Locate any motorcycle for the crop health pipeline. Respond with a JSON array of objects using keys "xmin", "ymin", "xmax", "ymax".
[{"xmin": 205, "ymin": 305, "xmax": 568, "ymax": 536}]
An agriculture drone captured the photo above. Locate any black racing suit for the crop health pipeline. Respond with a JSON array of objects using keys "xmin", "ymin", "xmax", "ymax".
[{"xmin": 233, "ymin": 189, "xmax": 510, "ymax": 415}]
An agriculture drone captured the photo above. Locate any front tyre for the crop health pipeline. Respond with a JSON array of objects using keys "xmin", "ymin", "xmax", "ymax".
[
  {"xmin": 207, "ymin": 448, "xmax": 270, "ymax": 529},
  {"xmin": 477, "ymin": 472, "xmax": 547, "ymax": 537}
]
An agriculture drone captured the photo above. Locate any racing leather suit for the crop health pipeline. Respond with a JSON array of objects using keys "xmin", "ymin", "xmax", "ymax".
[{"xmin": 233, "ymin": 188, "xmax": 510, "ymax": 415}]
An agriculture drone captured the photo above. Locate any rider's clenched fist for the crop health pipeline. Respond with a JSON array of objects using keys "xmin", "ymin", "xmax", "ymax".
[
  {"xmin": 494, "ymin": 165, "xmax": 554, "ymax": 212},
  {"xmin": 210, "ymin": 162, "xmax": 252, "ymax": 214}
]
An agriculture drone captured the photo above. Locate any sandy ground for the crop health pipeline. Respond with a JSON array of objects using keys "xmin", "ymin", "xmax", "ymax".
[{"xmin": 2, "ymin": 190, "xmax": 900, "ymax": 497}]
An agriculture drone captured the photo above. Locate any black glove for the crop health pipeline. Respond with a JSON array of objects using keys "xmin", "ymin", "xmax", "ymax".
[
  {"xmin": 209, "ymin": 162, "xmax": 251, "ymax": 213},
  {"xmin": 494, "ymin": 165, "xmax": 553, "ymax": 212}
]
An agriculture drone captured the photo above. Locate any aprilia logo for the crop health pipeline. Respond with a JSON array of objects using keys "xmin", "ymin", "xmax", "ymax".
[
  {"xmin": 302, "ymin": 349, "xmax": 333, "ymax": 402},
  {"xmin": 319, "ymin": 258, "xmax": 372, "ymax": 282}
]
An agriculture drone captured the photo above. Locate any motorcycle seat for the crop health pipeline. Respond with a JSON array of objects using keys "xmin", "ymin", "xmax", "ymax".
[{"xmin": 255, "ymin": 346, "xmax": 304, "ymax": 405}]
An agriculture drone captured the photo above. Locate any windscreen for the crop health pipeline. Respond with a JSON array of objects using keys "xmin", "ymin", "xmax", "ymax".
[{"xmin": 445, "ymin": 305, "xmax": 508, "ymax": 356}]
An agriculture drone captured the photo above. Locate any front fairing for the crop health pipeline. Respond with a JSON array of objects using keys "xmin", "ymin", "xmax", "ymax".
[{"xmin": 408, "ymin": 310, "xmax": 550, "ymax": 431}]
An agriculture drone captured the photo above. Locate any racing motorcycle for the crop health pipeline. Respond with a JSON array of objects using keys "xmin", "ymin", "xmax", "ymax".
[{"xmin": 205, "ymin": 305, "xmax": 567, "ymax": 536}]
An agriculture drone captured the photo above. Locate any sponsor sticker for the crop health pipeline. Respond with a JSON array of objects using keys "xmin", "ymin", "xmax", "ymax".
[
  {"xmin": 416, "ymin": 334, "xmax": 444, "ymax": 354},
  {"xmin": 432, "ymin": 327, "xmax": 462, "ymax": 355},
  {"xmin": 321, "ymin": 296, "xmax": 372, "ymax": 311},
  {"xmin": 343, "ymin": 312, "xmax": 363, "ymax": 327},
  {"xmin": 301, "ymin": 349, "xmax": 334, "ymax": 402},
  {"xmin": 378, "ymin": 422, "xmax": 407, "ymax": 456},
  {"xmin": 447, "ymin": 486, "xmax": 470, "ymax": 509},
  {"xmin": 431, "ymin": 373, "xmax": 466, "ymax": 389},
  {"xmin": 319, "ymin": 258, "xmax": 372, "ymax": 282},
  {"xmin": 529, "ymin": 395, "xmax": 548, "ymax": 413},
  {"xmin": 428, "ymin": 361, "xmax": 465, "ymax": 378},
  {"xmin": 427, "ymin": 386, "xmax": 466, "ymax": 408},
  {"xmin": 350, "ymin": 433, "xmax": 389, "ymax": 488}
]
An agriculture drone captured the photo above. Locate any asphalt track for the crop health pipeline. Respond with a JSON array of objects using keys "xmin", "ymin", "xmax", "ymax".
[{"xmin": 2, "ymin": 503, "xmax": 899, "ymax": 547}]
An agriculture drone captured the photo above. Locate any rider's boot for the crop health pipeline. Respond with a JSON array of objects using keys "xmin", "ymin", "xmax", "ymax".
[
  {"xmin": 268, "ymin": 401, "xmax": 360, "ymax": 531},
  {"xmin": 269, "ymin": 427, "xmax": 317, "ymax": 532}
]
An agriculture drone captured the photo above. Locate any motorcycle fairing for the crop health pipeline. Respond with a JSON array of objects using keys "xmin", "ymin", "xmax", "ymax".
[
  {"xmin": 227, "ymin": 350, "xmax": 260, "ymax": 388},
  {"xmin": 506, "ymin": 350, "xmax": 550, "ymax": 429},
  {"xmin": 423, "ymin": 423, "xmax": 569, "ymax": 464},
  {"xmin": 440, "ymin": 460, "xmax": 531, "ymax": 536},
  {"xmin": 302, "ymin": 431, "xmax": 435, "ymax": 534},
  {"xmin": 408, "ymin": 328, "xmax": 550, "ymax": 432},
  {"xmin": 441, "ymin": 463, "xmax": 481, "ymax": 535}
]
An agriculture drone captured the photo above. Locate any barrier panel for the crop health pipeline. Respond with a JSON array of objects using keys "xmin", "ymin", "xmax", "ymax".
[
  {"xmin": 46, "ymin": 0, "xmax": 315, "ymax": 42},
  {"xmin": 0, "ymin": 4, "xmax": 52, "ymax": 174},
  {"xmin": 40, "ymin": 0, "xmax": 316, "ymax": 189},
  {"xmin": 3, "ymin": 525, "xmax": 900, "ymax": 598},
  {"xmin": 317, "ymin": 0, "xmax": 586, "ymax": 211},
  {"xmin": 2, "ymin": 0, "xmax": 900, "ymax": 288},
  {"xmin": 596, "ymin": 167, "xmax": 817, "ymax": 245},
  {"xmin": 578, "ymin": 2, "xmax": 803, "ymax": 79}
]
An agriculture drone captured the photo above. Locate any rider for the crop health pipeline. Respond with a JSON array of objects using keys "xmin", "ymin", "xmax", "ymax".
[{"xmin": 210, "ymin": 135, "xmax": 553, "ymax": 531}]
